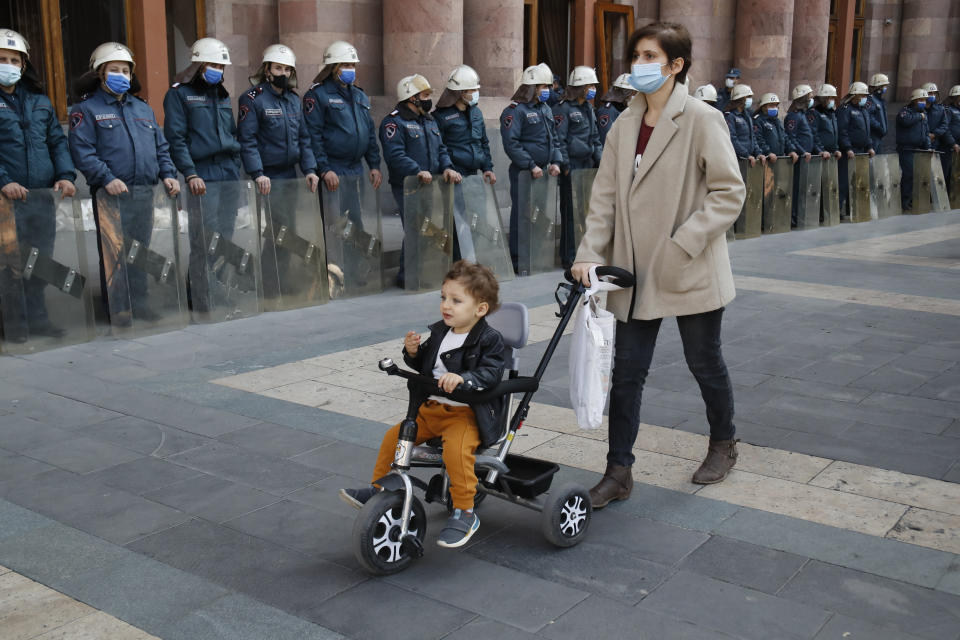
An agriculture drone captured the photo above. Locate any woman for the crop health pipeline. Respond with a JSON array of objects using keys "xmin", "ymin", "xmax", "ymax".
[{"xmin": 571, "ymin": 22, "xmax": 745, "ymax": 507}]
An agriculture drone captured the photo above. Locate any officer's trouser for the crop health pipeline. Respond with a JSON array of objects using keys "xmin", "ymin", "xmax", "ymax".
[
  {"xmin": 390, "ymin": 182, "xmax": 406, "ymax": 286},
  {"xmin": 451, "ymin": 167, "xmax": 480, "ymax": 262},
  {"xmin": 940, "ymin": 150, "xmax": 953, "ymax": 196},
  {"xmin": 260, "ymin": 166, "xmax": 299, "ymax": 299},
  {"xmin": 187, "ymin": 158, "xmax": 242, "ymax": 312},
  {"xmin": 838, "ymin": 154, "xmax": 850, "ymax": 217},
  {"xmin": 508, "ymin": 164, "xmax": 521, "ymax": 273},
  {"xmin": 558, "ymin": 157, "xmax": 593, "ymax": 268},
  {"xmin": 319, "ymin": 162, "xmax": 367, "ymax": 283},
  {"xmin": 898, "ymin": 150, "xmax": 915, "ymax": 209},
  {"xmin": 10, "ymin": 191, "xmax": 56, "ymax": 329}
]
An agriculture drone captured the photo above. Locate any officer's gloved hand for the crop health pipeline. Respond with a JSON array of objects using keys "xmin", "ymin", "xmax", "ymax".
[
  {"xmin": 483, "ymin": 170, "xmax": 496, "ymax": 186},
  {"xmin": 54, "ymin": 180, "xmax": 76, "ymax": 199},
  {"xmin": 369, "ymin": 169, "xmax": 383, "ymax": 189},
  {"xmin": 530, "ymin": 166, "xmax": 544, "ymax": 179},
  {"xmin": 305, "ymin": 173, "xmax": 320, "ymax": 193},
  {"xmin": 442, "ymin": 169, "xmax": 462, "ymax": 184},
  {"xmin": 547, "ymin": 164, "xmax": 561, "ymax": 177},
  {"xmin": 417, "ymin": 171, "xmax": 433, "ymax": 185},
  {"xmin": 104, "ymin": 179, "xmax": 129, "ymax": 196},
  {"xmin": 163, "ymin": 178, "xmax": 180, "ymax": 197},
  {"xmin": 255, "ymin": 176, "xmax": 271, "ymax": 195},
  {"xmin": 323, "ymin": 171, "xmax": 339, "ymax": 192},
  {"xmin": 1, "ymin": 182, "xmax": 28, "ymax": 200}
]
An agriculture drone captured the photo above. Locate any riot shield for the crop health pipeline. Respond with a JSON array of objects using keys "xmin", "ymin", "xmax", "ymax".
[
  {"xmin": 95, "ymin": 185, "xmax": 187, "ymax": 336},
  {"xmin": 516, "ymin": 171, "xmax": 558, "ymax": 276},
  {"xmin": 930, "ymin": 153, "xmax": 950, "ymax": 212},
  {"xmin": 886, "ymin": 154, "xmax": 903, "ymax": 217},
  {"xmin": 951, "ymin": 150, "xmax": 960, "ymax": 210},
  {"xmin": 321, "ymin": 174, "xmax": 383, "ymax": 298},
  {"xmin": 911, "ymin": 151, "xmax": 950, "ymax": 214},
  {"xmin": 761, "ymin": 159, "xmax": 793, "ymax": 234},
  {"xmin": 870, "ymin": 154, "xmax": 900, "ymax": 219},
  {"xmin": 820, "ymin": 156, "xmax": 841, "ymax": 226},
  {"xmin": 403, "ymin": 175, "xmax": 454, "ymax": 291},
  {"xmin": 454, "ymin": 175, "xmax": 514, "ymax": 282},
  {"xmin": 570, "ymin": 168, "xmax": 598, "ymax": 253},
  {"xmin": 846, "ymin": 154, "xmax": 872, "ymax": 222},
  {"xmin": 0, "ymin": 192, "xmax": 95, "ymax": 353},
  {"xmin": 184, "ymin": 180, "xmax": 261, "ymax": 323},
  {"xmin": 794, "ymin": 157, "xmax": 821, "ymax": 230},
  {"xmin": 258, "ymin": 178, "xmax": 329, "ymax": 311},
  {"xmin": 734, "ymin": 160, "xmax": 762, "ymax": 239}
]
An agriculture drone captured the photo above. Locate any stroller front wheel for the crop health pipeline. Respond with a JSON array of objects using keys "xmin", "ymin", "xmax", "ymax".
[
  {"xmin": 352, "ymin": 490, "xmax": 427, "ymax": 575},
  {"xmin": 541, "ymin": 483, "xmax": 592, "ymax": 547}
]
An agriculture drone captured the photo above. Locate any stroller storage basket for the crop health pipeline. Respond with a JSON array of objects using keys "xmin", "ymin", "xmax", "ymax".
[{"xmin": 498, "ymin": 454, "xmax": 560, "ymax": 498}]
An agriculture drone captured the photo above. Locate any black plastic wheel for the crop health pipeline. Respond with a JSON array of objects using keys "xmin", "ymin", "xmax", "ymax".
[
  {"xmin": 352, "ymin": 490, "xmax": 427, "ymax": 576},
  {"xmin": 541, "ymin": 483, "xmax": 591, "ymax": 547}
]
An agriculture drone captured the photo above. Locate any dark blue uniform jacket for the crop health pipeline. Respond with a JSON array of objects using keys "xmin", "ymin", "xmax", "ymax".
[
  {"xmin": 162, "ymin": 78, "xmax": 241, "ymax": 180},
  {"xmin": 433, "ymin": 104, "xmax": 493, "ymax": 174},
  {"xmin": 378, "ymin": 102, "xmax": 454, "ymax": 187},
  {"xmin": 236, "ymin": 82, "xmax": 316, "ymax": 178},
  {"xmin": 0, "ymin": 84, "xmax": 75, "ymax": 188},
  {"xmin": 724, "ymin": 109, "xmax": 762, "ymax": 158},
  {"xmin": 785, "ymin": 110, "xmax": 822, "ymax": 154},
  {"xmin": 837, "ymin": 102, "xmax": 873, "ymax": 152},
  {"xmin": 808, "ymin": 108, "xmax": 839, "ymax": 153},
  {"xmin": 554, "ymin": 100, "xmax": 602, "ymax": 168},
  {"xmin": 302, "ymin": 78, "xmax": 380, "ymax": 176},
  {"xmin": 753, "ymin": 112, "xmax": 793, "ymax": 156},
  {"xmin": 896, "ymin": 105, "xmax": 932, "ymax": 151},
  {"xmin": 499, "ymin": 100, "xmax": 564, "ymax": 170}
]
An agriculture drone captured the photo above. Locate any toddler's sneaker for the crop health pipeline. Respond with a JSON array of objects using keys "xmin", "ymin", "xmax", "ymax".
[
  {"xmin": 339, "ymin": 486, "xmax": 378, "ymax": 509},
  {"xmin": 436, "ymin": 509, "xmax": 480, "ymax": 548}
]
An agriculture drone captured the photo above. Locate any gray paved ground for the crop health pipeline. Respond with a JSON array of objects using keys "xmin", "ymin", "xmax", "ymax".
[{"xmin": 2, "ymin": 211, "xmax": 960, "ymax": 639}]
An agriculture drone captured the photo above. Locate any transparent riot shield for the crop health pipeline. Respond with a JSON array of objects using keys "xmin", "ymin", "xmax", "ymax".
[
  {"xmin": 951, "ymin": 149, "xmax": 960, "ymax": 210},
  {"xmin": 734, "ymin": 159, "xmax": 762, "ymax": 239},
  {"xmin": 403, "ymin": 175, "xmax": 454, "ymax": 291},
  {"xmin": 846, "ymin": 154, "xmax": 872, "ymax": 222},
  {"xmin": 930, "ymin": 153, "xmax": 950, "ymax": 212},
  {"xmin": 258, "ymin": 178, "xmax": 329, "ymax": 311},
  {"xmin": 95, "ymin": 185, "xmax": 187, "ymax": 336},
  {"xmin": 886, "ymin": 154, "xmax": 902, "ymax": 217},
  {"xmin": 911, "ymin": 151, "xmax": 950, "ymax": 214},
  {"xmin": 184, "ymin": 180, "xmax": 261, "ymax": 323},
  {"xmin": 761, "ymin": 159, "xmax": 793, "ymax": 234},
  {"xmin": 794, "ymin": 157, "xmax": 821, "ymax": 230},
  {"xmin": 516, "ymin": 171, "xmax": 559, "ymax": 276},
  {"xmin": 570, "ymin": 168, "xmax": 598, "ymax": 253},
  {"xmin": 870, "ymin": 154, "xmax": 900, "ymax": 219},
  {"xmin": 321, "ymin": 174, "xmax": 383, "ymax": 298},
  {"xmin": 820, "ymin": 156, "xmax": 841, "ymax": 226},
  {"xmin": 0, "ymin": 192, "xmax": 95, "ymax": 354},
  {"xmin": 454, "ymin": 175, "xmax": 514, "ymax": 282}
]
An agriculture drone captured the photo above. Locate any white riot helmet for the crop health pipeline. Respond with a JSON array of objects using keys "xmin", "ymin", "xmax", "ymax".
[
  {"xmin": 817, "ymin": 83, "xmax": 837, "ymax": 98},
  {"xmin": 730, "ymin": 84, "xmax": 753, "ymax": 102},
  {"xmin": 446, "ymin": 64, "xmax": 480, "ymax": 91},
  {"xmin": 848, "ymin": 81, "xmax": 869, "ymax": 96},
  {"xmin": 191, "ymin": 38, "xmax": 231, "ymax": 65},
  {"xmin": 791, "ymin": 84, "xmax": 813, "ymax": 101},
  {"xmin": 870, "ymin": 73, "xmax": 889, "ymax": 87},
  {"xmin": 910, "ymin": 88, "xmax": 929, "ymax": 102},
  {"xmin": 323, "ymin": 41, "xmax": 359, "ymax": 66},
  {"xmin": 921, "ymin": 82, "xmax": 938, "ymax": 94},
  {"xmin": 949, "ymin": 85, "xmax": 960, "ymax": 97},
  {"xmin": 262, "ymin": 44, "xmax": 296, "ymax": 68},
  {"xmin": 613, "ymin": 73, "xmax": 634, "ymax": 90},
  {"xmin": 521, "ymin": 63, "xmax": 553, "ymax": 86},
  {"xmin": 397, "ymin": 74, "xmax": 431, "ymax": 101},
  {"xmin": 568, "ymin": 66, "xmax": 598, "ymax": 87},
  {"xmin": 758, "ymin": 93, "xmax": 780, "ymax": 107},
  {"xmin": 90, "ymin": 42, "xmax": 135, "ymax": 73},
  {"xmin": 0, "ymin": 29, "xmax": 29, "ymax": 60},
  {"xmin": 693, "ymin": 84, "xmax": 717, "ymax": 103}
]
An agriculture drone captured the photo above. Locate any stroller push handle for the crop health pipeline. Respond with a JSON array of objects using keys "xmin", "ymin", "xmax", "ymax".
[
  {"xmin": 378, "ymin": 358, "xmax": 539, "ymax": 403},
  {"xmin": 563, "ymin": 265, "xmax": 635, "ymax": 290}
]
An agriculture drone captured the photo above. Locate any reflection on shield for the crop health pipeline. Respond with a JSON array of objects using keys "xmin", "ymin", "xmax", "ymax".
[
  {"xmin": 794, "ymin": 157, "xmax": 822, "ymax": 230},
  {"xmin": 570, "ymin": 168, "xmax": 597, "ymax": 252},
  {"xmin": 403, "ymin": 175, "xmax": 454, "ymax": 291},
  {"xmin": 735, "ymin": 160, "xmax": 763, "ymax": 239},
  {"xmin": 762, "ymin": 159, "xmax": 793, "ymax": 234},
  {"xmin": 846, "ymin": 155, "xmax": 872, "ymax": 222},
  {"xmin": 516, "ymin": 171, "xmax": 558, "ymax": 275},
  {"xmin": 869, "ymin": 154, "xmax": 901, "ymax": 219},
  {"xmin": 453, "ymin": 175, "xmax": 513, "ymax": 282},
  {"xmin": 951, "ymin": 150, "xmax": 960, "ymax": 209},
  {"xmin": 322, "ymin": 174, "xmax": 383, "ymax": 298},
  {"xmin": 95, "ymin": 185, "xmax": 187, "ymax": 337},
  {"xmin": 820, "ymin": 156, "xmax": 841, "ymax": 227},
  {"xmin": 258, "ymin": 178, "xmax": 329, "ymax": 311}
]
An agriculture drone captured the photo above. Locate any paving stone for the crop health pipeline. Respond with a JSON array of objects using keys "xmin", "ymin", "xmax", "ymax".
[
  {"xmin": 11, "ymin": 392, "xmax": 123, "ymax": 429},
  {"xmin": 640, "ymin": 570, "xmax": 831, "ymax": 640},
  {"xmin": 441, "ymin": 617, "xmax": 539, "ymax": 640},
  {"xmin": 289, "ymin": 440, "xmax": 380, "ymax": 478},
  {"xmin": 0, "ymin": 499, "xmax": 50, "ymax": 542},
  {"xmin": 22, "ymin": 436, "xmax": 143, "ymax": 475},
  {"xmin": 302, "ymin": 580, "xmax": 474, "ymax": 640},
  {"xmin": 0, "ymin": 448, "xmax": 55, "ymax": 483},
  {"xmin": 810, "ymin": 460, "xmax": 960, "ymax": 515},
  {"xmin": 217, "ymin": 422, "xmax": 332, "ymax": 458},
  {"xmin": 715, "ymin": 508, "xmax": 957, "ymax": 590},
  {"xmin": 78, "ymin": 416, "xmax": 211, "ymax": 458},
  {"xmin": 0, "ymin": 572, "xmax": 93, "ymax": 640},
  {"xmin": 766, "ymin": 394, "xmax": 954, "ymax": 434},
  {"xmin": 778, "ymin": 560, "xmax": 960, "ymax": 640},
  {"xmin": 141, "ymin": 474, "xmax": 281, "ymax": 524},
  {"xmin": 937, "ymin": 560, "xmax": 960, "ymax": 597},
  {"xmin": 86, "ymin": 457, "xmax": 203, "ymax": 495},
  {"xmin": 791, "ymin": 359, "xmax": 880, "ymax": 386},
  {"xmin": 944, "ymin": 461, "xmax": 960, "ymax": 483},
  {"xmin": 677, "ymin": 536, "xmax": 809, "ymax": 594},
  {"xmin": 604, "ymin": 482, "xmax": 741, "ymax": 533},
  {"xmin": 887, "ymin": 507, "xmax": 960, "ymax": 555},
  {"xmin": 912, "ymin": 368, "xmax": 960, "ymax": 403},
  {"xmin": 735, "ymin": 405, "xmax": 854, "ymax": 437},
  {"xmin": 848, "ymin": 363, "xmax": 937, "ymax": 393},
  {"xmin": 166, "ymin": 442, "xmax": 326, "ymax": 495},
  {"xmin": 0, "ymin": 417, "xmax": 77, "ymax": 453},
  {"xmin": 813, "ymin": 614, "xmax": 928, "ymax": 639},
  {"xmin": 859, "ymin": 391, "xmax": 960, "ymax": 421},
  {"xmin": 756, "ymin": 376, "xmax": 873, "ymax": 404}
]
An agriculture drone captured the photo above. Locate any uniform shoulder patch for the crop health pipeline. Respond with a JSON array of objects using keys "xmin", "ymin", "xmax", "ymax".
[
  {"xmin": 384, "ymin": 121, "xmax": 398, "ymax": 139},
  {"xmin": 599, "ymin": 114, "xmax": 610, "ymax": 127},
  {"xmin": 238, "ymin": 104, "xmax": 250, "ymax": 121},
  {"xmin": 503, "ymin": 114, "xmax": 514, "ymax": 129},
  {"xmin": 246, "ymin": 87, "xmax": 262, "ymax": 100},
  {"xmin": 69, "ymin": 111, "xmax": 84, "ymax": 129},
  {"xmin": 304, "ymin": 97, "xmax": 317, "ymax": 113},
  {"xmin": 785, "ymin": 117, "xmax": 797, "ymax": 130},
  {"xmin": 554, "ymin": 114, "xmax": 564, "ymax": 125},
  {"xmin": 389, "ymin": 109, "xmax": 399, "ymax": 116}
]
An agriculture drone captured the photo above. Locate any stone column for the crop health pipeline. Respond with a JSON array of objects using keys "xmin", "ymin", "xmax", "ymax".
[
  {"xmin": 463, "ymin": 0, "xmax": 523, "ymax": 99},
  {"xmin": 383, "ymin": 0, "xmax": 463, "ymax": 100},
  {"xmin": 897, "ymin": 0, "xmax": 959, "ymax": 102},
  {"xmin": 734, "ymin": 0, "xmax": 795, "ymax": 103},
  {"xmin": 789, "ymin": 0, "xmax": 830, "ymax": 92},
  {"xmin": 660, "ymin": 0, "xmax": 737, "ymax": 92},
  {"xmin": 860, "ymin": 0, "xmax": 902, "ymax": 98},
  {"xmin": 205, "ymin": 0, "xmax": 279, "ymax": 107}
]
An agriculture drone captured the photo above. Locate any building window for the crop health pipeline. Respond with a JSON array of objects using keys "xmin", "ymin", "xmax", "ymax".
[{"xmin": 827, "ymin": 0, "xmax": 864, "ymax": 88}]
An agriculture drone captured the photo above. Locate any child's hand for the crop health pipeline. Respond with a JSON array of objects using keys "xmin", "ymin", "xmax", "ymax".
[
  {"xmin": 437, "ymin": 373, "xmax": 464, "ymax": 393},
  {"xmin": 404, "ymin": 331, "xmax": 420, "ymax": 356}
]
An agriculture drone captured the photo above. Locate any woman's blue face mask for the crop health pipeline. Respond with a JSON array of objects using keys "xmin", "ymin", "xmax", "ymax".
[
  {"xmin": 766, "ymin": 108, "xmax": 778, "ymax": 118},
  {"xmin": 538, "ymin": 88, "xmax": 551, "ymax": 103},
  {"xmin": 339, "ymin": 68, "xmax": 356, "ymax": 84},
  {"xmin": 203, "ymin": 66, "xmax": 223, "ymax": 85},
  {"xmin": 629, "ymin": 62, "xmax": 671, "ymax": 94},
  {"xmin": 585, "ymin": 87, "xmax": 596, "ymax": 100},
  {"xmin": 105, "ymin": 72, "xmax": 130, "ymax": 95}
]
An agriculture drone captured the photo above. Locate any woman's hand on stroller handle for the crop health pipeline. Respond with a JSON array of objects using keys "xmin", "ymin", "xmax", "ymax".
[{"xmin": 565, "ymin": 265, "xmax": 635, "ymax": 291}]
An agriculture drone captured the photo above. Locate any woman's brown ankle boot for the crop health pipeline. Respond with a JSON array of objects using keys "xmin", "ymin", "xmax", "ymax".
[{"xmin": 588, "ymin": 463, "xmax": 633, "ymax": 508}]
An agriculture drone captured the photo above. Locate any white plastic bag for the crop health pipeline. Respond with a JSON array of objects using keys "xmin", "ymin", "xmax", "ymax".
[{"xmin": 569, "ymin": 268, "xmax": 617, "ymax": 430}]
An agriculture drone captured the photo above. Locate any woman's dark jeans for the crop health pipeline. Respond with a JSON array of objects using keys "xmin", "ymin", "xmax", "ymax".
[{"xmin": 607, "ymin": 307, "xmax": 736, "ymax": 467}]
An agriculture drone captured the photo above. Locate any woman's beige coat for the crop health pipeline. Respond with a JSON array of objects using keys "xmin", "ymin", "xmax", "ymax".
[{"xmin": 575, "ymin": 80, "xmax": 745, "ymax": 321}]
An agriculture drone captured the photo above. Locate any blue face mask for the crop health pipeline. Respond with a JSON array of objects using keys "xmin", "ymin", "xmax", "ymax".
[
  {"xmin": 927, "ymin": 95, "xmax": 936, "ymax": 103},
  {"xmin": 467, "ymin": 91, "xmax": 479, "ymax": 106},
  {"xmin": 339, "ymin": 68, "xmax": 356, "ymax": 84},
  {"xmin": 766, "ymin": 108, "xmax": 778, "ymax": 117},
  {"xmin": 857, "ymin": 97, "xmax": 868, "ymax": 107},
  {"xmin": 585, "ymin": 88, "xmax": 596, "ymax": 100},
  {"xmin": 916, "ymin": 101, "xmax": 927, "ymax": 111},
  {"xmin": 538, "ymin": 88, "xmax": 551, "ymax": 103},
  {"xmin": 105, "ymin": 72, "xmax": 131, "ymax": 95},
  {"xmin": 807, "ymin": 98, "xmax": 815, "ymax": 109},
  {"xmin": 202, "ymin": 66, "xmax": 223, "ymax": 85},
  {"xmin": 0, "ymin": 63, "xmax": 21, "ymax": 87},
  {"xmin": 743, "ymin": 97, "xmax": 753, "ymax": 110},
  {"xmin": 629, "ymin": 62, "xmax": 671, "ymax": 94},
  {"xmin": 828, "ymin": 99, "xmax": 836, "ymax": 110}
]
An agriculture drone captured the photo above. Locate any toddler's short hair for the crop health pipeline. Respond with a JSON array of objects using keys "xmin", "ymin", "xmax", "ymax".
[{"xmin": 443, "ymin": 260, "xmax": 500, "ymax": 313}]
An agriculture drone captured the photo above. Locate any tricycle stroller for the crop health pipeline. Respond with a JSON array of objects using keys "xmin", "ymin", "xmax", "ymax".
[{"xmin": 351, "ymin": 266, "xmax": 635, "ymax": 575}]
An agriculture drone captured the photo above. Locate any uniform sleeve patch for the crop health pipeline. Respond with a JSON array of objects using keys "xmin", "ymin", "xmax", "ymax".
[
  {"xmin": 239, "ymin": 104, "xmax": 250, "ymax": 121},
  {"xmin": 69, "ymin": 111, "xmax": 84, "ymax": 129},
  {"xmin": 786, "ymin": 118, "xmax": 796, "ymax": 130},
  {"xmin": 384, "ymin": 122, "xmax": 398, "ymax": 139},
  {"xmin": 305, "ymin": 97, "xmax": 316, "ymax": 113},
  {"xmin": 503, "ymin": 114, "xmax": 514, "ymax": 129},
  {"xmin": 599, "ymin": 114, "xmax": 610, "ymax": 127},
  {"xmin": 554, "ymin": 114, "xmax": 564, "ymax": 125}
]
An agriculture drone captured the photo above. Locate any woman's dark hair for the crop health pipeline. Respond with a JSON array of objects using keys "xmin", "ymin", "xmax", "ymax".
[
  {"xmin": 599, "ymin": 86, "xmax": 633, "ymax": 104},
  {"xmin": 510, "ymin": 83, "xmax": 537, "ymax": 104},
  {"xmin": 563, "ymin": 84, "xmax": 588, "ymax": 102},
  {"xmin": 723, "ymin": 97, "xmax": 744, "ymax": 113},
  {"xmin": 250, "ymin": 62, "xmax": 298, "ymax": 90},
  {"xmin": 434, "ymin": 87, "xmax": 461, "ymax": 110},
  {"xmin": 72, "ymin": 70, "xmax": 142, "ymax": 102},
  {"xmin": 625, "ymin": 21, "xmax": 692, "ymax": 86}
]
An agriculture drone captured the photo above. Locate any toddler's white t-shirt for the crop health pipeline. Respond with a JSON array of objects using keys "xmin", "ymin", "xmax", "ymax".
[{"xmin": 431, "ymin": 330, "xmax": 469, "ymax": 406}]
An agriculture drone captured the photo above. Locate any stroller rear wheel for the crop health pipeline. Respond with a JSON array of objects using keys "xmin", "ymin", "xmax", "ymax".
[
  {"xmin": 541, "ymin": 483, "xmax": 591, "ymax": 547},
  {"xmin": 352, "ymin": 490, "xmax": 427, "ymax": 575}
]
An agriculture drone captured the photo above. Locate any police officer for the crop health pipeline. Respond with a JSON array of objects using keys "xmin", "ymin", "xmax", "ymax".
[
  {"xmin": 716, "ymin": 68, "xmax": 740, "ymax": 111},
  {"xmin": 809, "ymin": 84, "xmax": 842, "ymax": 159},
  {"xmin": 867, "ymin": 73, "xmax": 890, "ymax": 153},
  {"xmin": 693, "ymin": 83, "xmax": 719, "ymax": 110},
  {"xmin": 548, "ymin": 74, "xmax": 565, "ymax": 107},
  {"xmin": 433, "ymin": 65, "xmax": 495, "ymax": 183},
  {"xmin": 69, "ymin": 42, "xmax": 179, "ymax": 326},
  {"xmin": 597, "ymin": 74, "xmax": 637, "ymax": 144},
  {"xmin": 837, "ymin": 82, "xmax": 876, "ymax": 215},
  {"xmin": 379, "ymin": 74, "xmax": 461, "ymax": 287},
  {"xmin": 303, "ymin": 41, "xmax": 382, "ymax": 197},
  {"xmin": 945, "ymin": 85, "xmax": 960, "ymax": 195},
  {"xmin": 238, "ymin": 44, "xmax": 319, "ymax": 299},
  {"xmin": 785, "ymin": 84, "xmax": 821, "ymax": 160},
  {"xmin": 921, "ymin": 82, "xmax": 954, "ymax": 182},
  {"xmin": 724, "ymin": 84, "xmax": 762, "ymax": 166},
  {"xmin": 500, "ymin": 63, "xmax": 563, "ymax": 273},
  {"xmin": 896, "ymin": 88, "xmax": 932, "ymax": 211},
  {"xmin": 0, "ymin": 29, "xmax": 76, "ymax": 341},
  {"xmin": 753, "ymin": 93, "xmax": 796, "ymax": 163},
  {"xmin": 555, "ymin": 66, "xmax": 602, "ymax": 269},
  {"xmin": 163, "ymin": 37, "xmax": 244, "ymax": 315}
]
